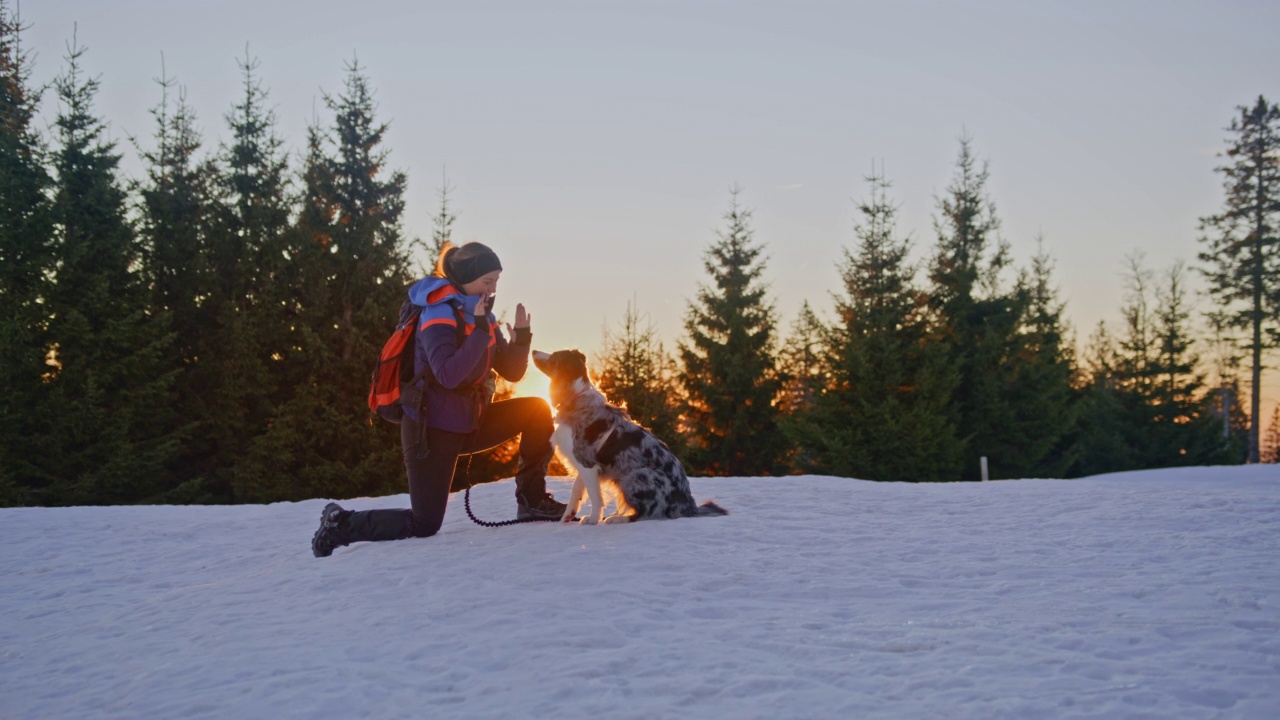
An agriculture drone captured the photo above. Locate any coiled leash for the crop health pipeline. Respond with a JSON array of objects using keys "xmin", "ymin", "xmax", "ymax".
[{"xmin": 458, "ymin": 454, "xmax": 558, "ymax": 528}]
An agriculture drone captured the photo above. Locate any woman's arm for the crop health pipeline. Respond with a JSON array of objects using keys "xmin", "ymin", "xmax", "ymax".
[
  {"xmin": 419, "ymin": 302, "xmax": 492, "ymax": 389},
  {"xmin": 493, "ymin": 302, "xmax": 532, "ymax": 382},
  {"xmin": 492, "ymin": 325, "xmax": 531, "ymax": 382}
]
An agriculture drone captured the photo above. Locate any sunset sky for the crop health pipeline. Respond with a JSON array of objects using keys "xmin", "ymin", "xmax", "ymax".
[{"xmin": 23, "ymin": 1, "xmax": 1280, "ymax": 413}]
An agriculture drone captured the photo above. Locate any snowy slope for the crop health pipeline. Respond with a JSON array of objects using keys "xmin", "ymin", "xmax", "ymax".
[{"xmin": 2, "ymin": 466, "xmax": 1278, "ymax": 719}]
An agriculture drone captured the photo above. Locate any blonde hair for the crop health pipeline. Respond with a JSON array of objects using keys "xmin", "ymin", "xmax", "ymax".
[{"xmin": 432, "ymin": 242, "xmax": 458, "ymax": 280}]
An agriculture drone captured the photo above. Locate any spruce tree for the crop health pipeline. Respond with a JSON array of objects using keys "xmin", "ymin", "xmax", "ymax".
[
  {"xmin": 776, "ymin": 301, "xmax": 829, "ymax": 415},
  {"xmin": 1070, "ymin": 322, "xmax": 1138, "ymax": 476},
  {"xmin": 1198, "ymin": 96, "xmax": 1280, "ymax": 463},
  {"xmin": 0, "ymin": 0, "xmax": 53, "ymax": 505},
  {"xmin": 928, "ymin": 136, "xmax": 1014, "ymax": 481},
  {"xmin": 237, "ymin": 59, "xmax": 410, "ymax": 502},
  {"xmin": 1262, "ymin": 405, "xmax": 1280, "ymax": 463},
  {"xmin": 195, "ymin": 51, "xmax": 296, "ymax": 502},
  {"xmin": 927, "ymin": 136, "xmax": 1075, "ymax": 480},
  {"xmin": 1146, "ymin": 262, "xmax": 1233, "ymax": 464},
  {"xmin": 787, "ymin": 169, "xmax": 961, "ymax": 481},
  {"xmin": 136, "ymin": 66, "xmax": 210, "ymax": 365},
  {"xmin": 596, "ymin": 300, "xmax": 684, "ymax": 456},
  {"xmin": 1080, "ymin": 256, "xmax": 1232, "ymax": 473},
  {"xmin": 1008, "ymin": 240, "xmax": 1079, "ymax": 476},
  {"xmin": 429, "ymin": 169, "xmax": 457, "ymax": 265},
  {"xmin": 678, "ymin": 188, "xmax": 787, "ymax": 476},
  {"xmin": 133, "ymin": 66, "xmax": 212, "ymax": 500},
  {"xmin": 40, "ymin": 37, "xmax": 179, "ymax": 504}
]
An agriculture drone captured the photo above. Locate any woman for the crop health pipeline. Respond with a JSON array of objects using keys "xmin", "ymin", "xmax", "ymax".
[{"xmin": 312, "ymin": 242, "xmax": 565, "ymax": 557}]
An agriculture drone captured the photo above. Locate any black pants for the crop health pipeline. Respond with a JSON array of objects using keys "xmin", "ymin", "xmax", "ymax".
[{"xmin": 344, "ymin": 397, "xmax": 554, "ymax": 543}]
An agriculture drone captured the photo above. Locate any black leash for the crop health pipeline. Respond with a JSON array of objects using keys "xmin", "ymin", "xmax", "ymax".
[{"xmin": 458, "ymin": 453, "xmax": 558, "ymax": 528}]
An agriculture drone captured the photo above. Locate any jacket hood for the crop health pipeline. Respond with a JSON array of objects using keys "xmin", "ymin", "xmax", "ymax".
[{"xmin": 408, "ymin": 276, "xmax": 462, "ymax": 308}]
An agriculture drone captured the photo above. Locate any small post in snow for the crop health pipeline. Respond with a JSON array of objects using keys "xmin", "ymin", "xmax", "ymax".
[{"xmin": 980, "ymin": 456, "xmax": 989, "ymax": 482}]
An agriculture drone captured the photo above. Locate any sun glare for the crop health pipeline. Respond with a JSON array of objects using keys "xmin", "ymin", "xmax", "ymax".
[{"xmin": 513, "ymin": 372, "xmax": 552, "ymax": 406}]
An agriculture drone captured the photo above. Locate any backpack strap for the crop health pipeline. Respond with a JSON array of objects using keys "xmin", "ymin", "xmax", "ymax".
[{"xmin": 399, "ymin": 302, "xmax": 469, "ymax": 408}]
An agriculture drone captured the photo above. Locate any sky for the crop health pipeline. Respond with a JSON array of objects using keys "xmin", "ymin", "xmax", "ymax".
[
  {"xmin": 20, "ymin": 0, "xmax": 1280, "ymax": 413},
  {"xmin": 3, "ymin": 466, "xmax": 1278, "ymax": 718}
]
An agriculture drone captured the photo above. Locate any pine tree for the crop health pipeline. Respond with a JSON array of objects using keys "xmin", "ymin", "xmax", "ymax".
[
  {"xmin": 928, "ymin": 135, "xmax": 1014, "ymax": 482},
  {"xmin": 787, "ymin": 169, "xmax": 961, "ymax": 481},
  {"xmin": 1262, "ymin": 405, "xmax": 1280, "ymax": 463},
  {"xmin": 1202, "ymin": 310, "xmax": 1250, "ymax": 460},
  {"xmin": 774, "ymin": 302, "xmax": 831, "ymax": 473},
  {"xmin": 1069, "ymin": 322, "xmax": 1139, "ymax": 477},
  {"xmin": 236, "ymin": 59, "xmax": 410, "ymax": 502},
  {"xmin": 1082, "ymin": 257, "xmax": 1232, "ymax": 473},
  {"xmin": 1198, "ymin": 96, "xmax": 1280, "ymax": 463},
  {"xmin": 1007, "ymin": 240, "xmax": 1079, "ymax": 477},
  {"xmin": 136, "ymin": 64, "xmax": 210, "ymax": 363},
  {"xmin": 927, "ymin": 135, "xmax": 1074, "ymax": 480},
  {"xmin": 1148, "ymin": 262, "xmax": 1234, "ymax": 464},
  {"xmin": 132, "ymin": 65, "xmax": 213, "ymax": 500},
  {"xmin": 189, "ymin": 50, "xmax": 297, "ymax": 503},
  {"xmin": 429, "ymin": 169, "xmax": 457, "ymax": 265},
  {"xmin": 678, "ymin": 188, "xmax": 787, "ymax": 476},
  {"xmin": 596, "ymin": 300, "xmax": 684, "ymax": 456},
  {"xmin": 40, "ymin": 36, "xmax": 180, "ymax": 504},
  {"xmin": 0, "ymin": 0, "xmax": 53, "ymax": 505},
  {"xmin": 776, "ymin": 301, "xmax": 829, "ymax": 415}
]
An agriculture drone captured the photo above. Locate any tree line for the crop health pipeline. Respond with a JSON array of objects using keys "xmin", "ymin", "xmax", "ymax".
[
  {"xmin": 1, "ymin": 9, "xmax": 1275, "ymax": 506},
  {"xmin": 583, "ymin": 103, "xmax": 1279, "ymax": 478}
]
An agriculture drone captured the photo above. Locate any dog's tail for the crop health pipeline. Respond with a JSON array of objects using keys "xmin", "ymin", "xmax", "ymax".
[{"xmin": 694, "ymin": 500, "xmax": 728, "ymax": 517}]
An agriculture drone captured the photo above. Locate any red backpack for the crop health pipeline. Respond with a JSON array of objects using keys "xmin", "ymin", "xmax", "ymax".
[{"xmin": 367, "ymin": 300, "xmax": 464, "ymax": 423}]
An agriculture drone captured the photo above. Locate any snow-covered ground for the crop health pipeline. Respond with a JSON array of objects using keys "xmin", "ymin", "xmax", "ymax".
[{"xmin": 2, "ymin": 466, "xmax": 1278, "ymax": 719}]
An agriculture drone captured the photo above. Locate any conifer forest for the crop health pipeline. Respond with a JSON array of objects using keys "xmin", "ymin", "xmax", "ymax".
[{"xmin": 1, "ymin": 3, "xmax": 1276, "ymax": 506}]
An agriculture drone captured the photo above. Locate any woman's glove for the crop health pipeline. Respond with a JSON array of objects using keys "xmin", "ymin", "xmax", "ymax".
[{"xmin": 463, "ymin": 293, "xmax": 493, "ymax": 331}]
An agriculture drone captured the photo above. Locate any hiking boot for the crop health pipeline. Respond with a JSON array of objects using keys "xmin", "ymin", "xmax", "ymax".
[
  {"xmin": 312, "ymin": 502, "xmax": 350, "ymax": 558},
  {"xmin": 516, "ymin": 492, "xmax": 567, "ymax": 520}
]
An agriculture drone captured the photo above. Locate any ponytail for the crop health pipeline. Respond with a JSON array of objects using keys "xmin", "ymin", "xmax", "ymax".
[{"xmin": 434, "ymin": 243, "xmax": 459, "ymax": 282}]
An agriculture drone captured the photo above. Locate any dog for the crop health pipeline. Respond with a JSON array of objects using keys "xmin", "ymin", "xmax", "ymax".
[{"xmin": 531, "ymin": 349, "xmax": 727, "ymax": 524}]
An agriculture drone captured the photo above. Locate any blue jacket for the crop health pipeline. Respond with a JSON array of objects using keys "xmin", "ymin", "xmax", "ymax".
[{"xmin": 403, "ymin": 276, "xmax": 531, "ymax": 432}]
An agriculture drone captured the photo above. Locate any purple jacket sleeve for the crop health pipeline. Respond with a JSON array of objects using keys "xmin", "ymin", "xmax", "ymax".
[{"xmin": 492, "ymin": 325, "xmax": 531, "ymax": 383}]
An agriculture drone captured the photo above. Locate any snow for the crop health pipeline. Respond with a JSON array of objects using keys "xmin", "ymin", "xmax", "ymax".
[{"xmin": 3, "ymin": 466, "xmax": 1279, "ymax": 719}]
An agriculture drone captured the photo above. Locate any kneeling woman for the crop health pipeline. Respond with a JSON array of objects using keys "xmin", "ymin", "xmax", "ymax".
[{"xmin": 312, "ymin": 242, "xmax": 566, "ymax": 557}]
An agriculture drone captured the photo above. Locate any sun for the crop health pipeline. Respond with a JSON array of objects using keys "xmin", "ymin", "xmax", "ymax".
[{"xmin": 512, "ymin": 372, "xmax": 552, "ymax": 406}]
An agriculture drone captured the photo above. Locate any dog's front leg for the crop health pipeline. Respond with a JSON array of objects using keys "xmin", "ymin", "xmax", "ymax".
[
  {"xmin": 577, "ymin": 466, "xmax": 604, "ymax": 525},
  {"xmin": 562, "ymin": 475, "xmax": 585, "ymax": 523}
]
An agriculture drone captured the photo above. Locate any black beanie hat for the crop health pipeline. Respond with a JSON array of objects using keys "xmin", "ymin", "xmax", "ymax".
[{"xmin": 445, "ymin": 243, "xmax": 503, "ymax": 286}]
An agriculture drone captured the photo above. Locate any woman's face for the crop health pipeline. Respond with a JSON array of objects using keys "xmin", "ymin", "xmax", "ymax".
[{"xmin": 461, "ymin": 270, "xmax": 501, "ymax": 298}]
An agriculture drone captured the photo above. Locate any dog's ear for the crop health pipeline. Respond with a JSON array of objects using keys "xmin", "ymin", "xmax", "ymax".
[{"xmin": 571, "ymin": 350, "xmax": 587, "ymax": 375}]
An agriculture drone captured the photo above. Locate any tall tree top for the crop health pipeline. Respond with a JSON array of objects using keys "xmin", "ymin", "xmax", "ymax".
[
  {"xmin": 930, "ymin": 134, "xmax": 1009, "ymax": 301},
  {"xmin": 430, "ymin": 168, "xmax": 457, "ymax": 261},
  {"xmin": 0, "ymin": 0, "xmax": 40, "ymax": 142},
  {"xmin": 51, "ymin": 33, "xmax": 134, "ymax": 288},
  {"xmin": 223, "ymin": 47, "xmax": 289, "ymax": 217},
  {"xmin": 841, "ymin": 167, "xmax": 918, "ymax": 327},
  {"xmin": 53, "ymin": 35, "xmax": 117, "ymax": 169},
  {"xmin": 690, "ymin": 186, "xmax": 774, "ymax": 339}
]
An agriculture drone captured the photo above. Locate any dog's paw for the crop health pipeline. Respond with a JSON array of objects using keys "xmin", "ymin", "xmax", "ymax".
[
  {"xmin": 603, "ymin": 514, "xmax": 631, "ymax": 524},
  {"xmin": 579, "ymin": 514, "xmax": 600, "ymax": 525},
  {"xmin": 560, "ymin": 511, "xmax": 577, "ymax": 524}
]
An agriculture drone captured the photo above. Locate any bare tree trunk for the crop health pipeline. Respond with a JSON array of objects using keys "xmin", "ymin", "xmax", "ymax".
[{"xmin": 1249, "ymin": 210, "xmax": 1265, "ymax": 463}]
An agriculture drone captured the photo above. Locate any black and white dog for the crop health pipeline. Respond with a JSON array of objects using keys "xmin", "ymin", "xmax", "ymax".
[{"xmin": 531, "ymin": 349, "xmax": 727, "ymax": 524}]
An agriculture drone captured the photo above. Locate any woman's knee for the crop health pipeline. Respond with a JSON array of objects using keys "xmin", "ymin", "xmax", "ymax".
[
  {"xmin": 526, "ymin": 396, "xmax": 552, "ymax": 427},
  {"xmin": 410, "ymin": 515, "xmax": 442, "ymax": 538}
]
